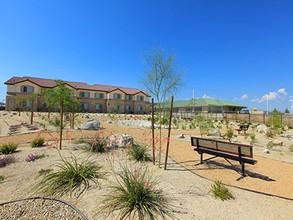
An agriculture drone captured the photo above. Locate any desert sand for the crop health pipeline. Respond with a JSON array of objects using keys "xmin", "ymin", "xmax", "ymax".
[{"xmin": 0, "ymin": 111, "xmax": 293, "ymax": 219}]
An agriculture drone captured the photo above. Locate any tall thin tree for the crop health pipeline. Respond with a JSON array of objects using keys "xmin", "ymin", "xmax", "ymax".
[{"xmin": 140, "ymin": 47, "xmax": 183, "ymax": 167}]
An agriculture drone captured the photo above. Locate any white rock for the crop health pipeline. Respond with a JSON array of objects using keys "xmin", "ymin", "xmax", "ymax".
[
  {"xmin": 263, "ymin": 148, "xmax": 270, "ymax": 154},
  {"xmin": 257, "ymin": 124, "xmax": 268, "ymax": 133},
  {"xmin": 107, "ymin": 134, "xmax": 133, "ymax": 148}
]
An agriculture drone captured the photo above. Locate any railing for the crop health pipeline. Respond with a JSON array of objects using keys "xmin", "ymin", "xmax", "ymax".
[{"xmin": 159, "ymin": 110, "xmax": 293, "ymax": 127}]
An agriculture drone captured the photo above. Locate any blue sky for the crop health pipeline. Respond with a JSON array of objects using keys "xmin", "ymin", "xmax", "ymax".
[{"xmin": 1, "ymin": 0, "xmax": 292, "ymax": 112}]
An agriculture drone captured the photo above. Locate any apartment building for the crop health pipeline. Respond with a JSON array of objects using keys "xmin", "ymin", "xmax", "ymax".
[{"xmin": 4, "ymin": 76, "xmax": 150, "ymax": 114}]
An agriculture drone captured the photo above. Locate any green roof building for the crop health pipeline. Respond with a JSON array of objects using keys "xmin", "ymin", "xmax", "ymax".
[{"xmin": 157, "ymin": 98, "xmax": 246, "ymax": 113}]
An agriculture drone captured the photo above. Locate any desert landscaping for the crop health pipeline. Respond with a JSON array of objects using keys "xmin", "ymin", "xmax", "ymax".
[{"xmin": 0, "ymin": 110, "xmax": 293, "ymax": 219}]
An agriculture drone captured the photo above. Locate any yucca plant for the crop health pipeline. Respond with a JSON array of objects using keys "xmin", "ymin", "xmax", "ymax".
[
  {"xmin": 211, "ymin": 180, "xmax": 234, "ymax": 201},
  {"xmin": 33, "ymin": 155, "xmax": 105, "ymax": 198},
  {"xmin": 128, "ymin": 143, "xmax": 150, "ymax": 162},
  {"xmin": 99, "ymin": 166, "xmax": 174, "ymax": 220}
]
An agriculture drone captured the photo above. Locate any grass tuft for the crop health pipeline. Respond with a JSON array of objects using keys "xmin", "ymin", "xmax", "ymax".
[
  {"xmin": 99, "ymin": 166, "xmax": 174, "ymax": 220},
  {"xmin": 0, "ymin": 143, "xmax": 18, "ymax": 155},
  {"xmin": 128, "ymin": 143, "xmax": 151, "ymax": 162},
  {"xmin": 33, "ymin": 155, "xmax": 105, "ymax": 198},
  {"xmin": 211, "ymin": 180, "xmax": 234, "ymax": 201}
]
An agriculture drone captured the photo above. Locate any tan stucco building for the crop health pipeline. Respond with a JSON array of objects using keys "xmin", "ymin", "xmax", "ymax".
[{"xmin": 5, "ymin": 76, "xmax": 150, "ymax": 114}]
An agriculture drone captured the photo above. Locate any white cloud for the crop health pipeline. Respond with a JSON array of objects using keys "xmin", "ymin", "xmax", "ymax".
[
  {"xmin": 250, "ymin": 98, "xmax": 259, "ymax": 102},
  {"xmin": 240, "ymin": 94, "xmax": 248, "ymax": 100},
  {"xmin": 202, "ymin": 94, "xmax": 214, "ymax": 99},
  {"xmin": 278, "ymin": 88, "xmax": 287, "ymax": 95},
  {"xmin": 259, "ymin": 91, "xmax": 279, "ymax": 103}
]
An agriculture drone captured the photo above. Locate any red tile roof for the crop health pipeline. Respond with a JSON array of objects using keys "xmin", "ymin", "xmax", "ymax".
[{"xmin": 5, "ymin": 76, "xmax": 149, "ymax": 96}]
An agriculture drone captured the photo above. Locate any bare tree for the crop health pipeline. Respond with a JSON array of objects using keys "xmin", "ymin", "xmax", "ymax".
[{"xmin": 140, "ymin": 46, "xmax": 183, "ymax": 167}]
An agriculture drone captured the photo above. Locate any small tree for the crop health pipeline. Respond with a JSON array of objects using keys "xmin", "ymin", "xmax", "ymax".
[
  {"xmin": 28, "ymin": 93, "xmax": 38, "ymax": 125},
  {"xmin": 140, "ymin": 46, "xmax": 183, "ymax": 167},
  {"xmin": 285, "ymin": 108, "xmax": 290, "ymax": 114},
  {"xmin": 42, "ymin": 80, "xmax": 76, "ymax": 149},
  {"xmin": 15, "ymin": 94, "xmax": 25, "ymax": 116}
]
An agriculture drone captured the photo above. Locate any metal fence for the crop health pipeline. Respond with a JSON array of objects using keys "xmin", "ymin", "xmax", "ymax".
[{"xmin": 160, "ymin": 111, "xmax": 293, "ymax": 127}]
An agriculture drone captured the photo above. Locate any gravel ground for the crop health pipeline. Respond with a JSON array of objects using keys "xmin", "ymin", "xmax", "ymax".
[{"xmin": 0, "ymin": 197, "xmax": 88, "ymax": 220}]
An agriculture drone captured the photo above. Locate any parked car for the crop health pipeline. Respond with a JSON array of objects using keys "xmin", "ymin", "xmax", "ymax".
[{"xmin": 240, "ymin": 109, "xmax": 250, "ymax": 114}]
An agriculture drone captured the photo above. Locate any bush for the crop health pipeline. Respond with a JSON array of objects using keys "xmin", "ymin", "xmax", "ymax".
[
  {"xmin": 84, "ymin": 136, "xmax": 107, "ymax": 153},
  {"xmin": 99, "ymin": 166, "xmax": 173, "ymax": 220},
  {"xmin": 211, "ymin": 180, "xmax": 234, "ymax": 201},
  {"xmin": 267, "ymin": 141, "xmax": 275, "ymax": 150},
  {"xmin": 31, "ymin": 137, "xmax": 45, "ymax": 148},
  {"xmin": 128, "ymin": 143, "xmax": 150, "ymax": 162},
  {"xmin": 0, "ymin": 175, "xmax": 4, "ymax": 183},
  {"xmin": 0, "ymin": 143, "xmax": 18, "ymax": 154},
  {"xmin": 0, "ymin": 154, "xmax": 16, "ymax": 167},
  {"xmin": 224, "ymin": 127, "xmax": 234, "ymax": 142},
  {"xmin": 25, "ymin": 153, "xmax": 47, "ymax": 162},
  {"xmin": 33, "ymin": 156, "xmax": 105, "ymax": 198}
]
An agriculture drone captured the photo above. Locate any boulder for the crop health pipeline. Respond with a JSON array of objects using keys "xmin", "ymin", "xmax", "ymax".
[
  {"xmin": 208, "ymin": 129, "xmax": 221, "ymax": 137},
  {"xmin": 83, "ymin": 119, "xmax": 100, "ymax": 130},
  {"xmin": 256, "ymin": 124, "xmax": 268, "ymax": 133},
  {"xmin": 107, "ymin": 134, "xmax": 133, "ymax": 148},
  {"xmin": 263, "ymin": 148, "xmax": 270, "ymax": 154}
]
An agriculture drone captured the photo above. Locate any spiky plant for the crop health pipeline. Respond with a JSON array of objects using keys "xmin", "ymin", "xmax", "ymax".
[
  {"xmin": 99, "ymin": 166, "xmax": 174, "ymax": 220},
  {"xmin": 211, "ymin": 180, "xmax": 234, "ymax": 201},
  {"xmin": 128, "ymin": 143, "xmax": 150, "ymax": 162},
  {"xmin": 33, "ymin": 155, "xmax": 105, "ymax": 198}
]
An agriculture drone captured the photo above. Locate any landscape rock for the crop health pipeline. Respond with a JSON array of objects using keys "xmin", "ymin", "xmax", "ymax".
[
  {"xmin": 263, "ymin": 148, "xmax": 270, "ymax": 154},
  {"xmin": 83, "ymin": 119, "xmax": 100, "ymax": 130},
  {"xmin": 107, "ymin": 134, "xmax": 133, "ymax": 148},
  {"xmin": 257, "ymin": 124, "xmax": 268, "ymax": 133},
  {"xmin": 208, "ymin": 128, "xmax": 221, "ymax": 137}
]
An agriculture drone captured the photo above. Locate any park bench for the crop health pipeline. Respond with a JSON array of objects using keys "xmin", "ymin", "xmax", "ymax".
[
  {"xmin": 190, "ymin": 137, "xmax": 257, "ymax": 176},
  {"xmin": 235, "ymin": 124, "xmax": 249, "ymax": 134}
]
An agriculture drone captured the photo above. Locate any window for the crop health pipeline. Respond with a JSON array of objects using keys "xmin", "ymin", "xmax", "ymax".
[
  {"xmin": 80, "ymin": 92, "xmax": 90, "ymax": 98},
  {"xmin": 95, "ymin": 93, "xmax": 104, "ymax": 99},
  {"xmin": 22, "ymin": 100, "xmax": 31, "ymax": 107},
  {"xmin": 137, "ymin": 95, "xmax": 144, "ymax": 101},
  {"xmin": 95, "ymin": 104, "xmax": 102, "ymax": 110},
  {"xmin": 114, "ymin": 93, "xmax": 121, "ymax": 99},
  {"xmin": 125, "ymin": 105, "xmax": 131, "ymax": 111},
  {"xmin": 81, "ymin": 103, "xmax": 89, "ymax": 110},
  {"xmin": 137, "ymin": 105, "xmax": 143, "ymax": 111},
  {"xmin": 125, "ymin": 95, "xmax": 132, "ymax": 100},
  {"xmin": 21, "ymin": 86, "xmax": 34, "ymax": 93},
  {"xmin": 114, "ymin": 104, "xmax": 120, "ymax": 110}
]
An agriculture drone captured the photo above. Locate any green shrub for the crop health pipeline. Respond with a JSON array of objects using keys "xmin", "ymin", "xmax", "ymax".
[
  {"xmin": 99, "ymin": 166, "xmax": 173, "ymax": 220},
  {"xmin": 266, "ymin": 128, "xmax": 277, "ymax": 138},
  {"xmin": 250, "ymin": 134, "xmax": 257, "ymax": 145},
  {"xmin": 267, "ymin": 141, "xmax": 275, "ymax": 150},
  {"xmin": 0, "ymin": 143, "xmax": 18, "ymax": 154},
  {"xmin": 33, "ymin": 156, "xmax": 105, "ymax": 198},
  {"xmin": 211, "ymin": 180, "xmax": 234, "ymax": 201},
  {"xmin": 224, "ymin": 127, "xmax": 234, "ymax": 142},
  {"xmin": 84, "ymin": 136, "xmax": 107, "ymax": 153},
  {"xmin": 31, "ymin": 137, "xmax": 45, "ymax": 148},
  {"xmin": 129, "ymin": 143, "xmax": 150, "ymax": 162},
  {"xmin": 0, "ymin": 175, "xmax": 4, "ymax": 183}
]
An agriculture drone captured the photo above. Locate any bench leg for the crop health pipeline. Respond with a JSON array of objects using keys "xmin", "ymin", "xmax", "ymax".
[
  {"xmin": 241, "ymin": 163, "xmax": 246, "ymax": 176},
  {"xmin": 200, "ymin": 153, "xmax": 203, "ymax": 164}
]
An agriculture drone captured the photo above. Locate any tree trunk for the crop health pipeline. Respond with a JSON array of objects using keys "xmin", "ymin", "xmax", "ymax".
[{"xmin": 59, "ymin": 106, "xmax": 63, "ymax": 150}]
